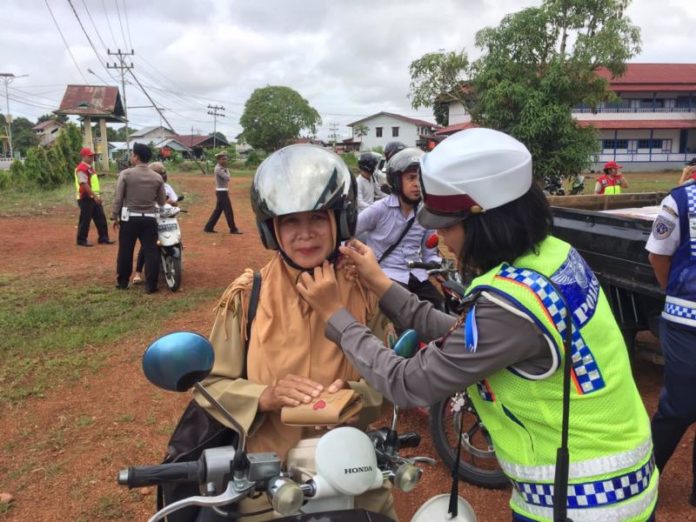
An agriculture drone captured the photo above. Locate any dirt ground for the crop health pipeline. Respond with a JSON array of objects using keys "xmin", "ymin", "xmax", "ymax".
[{"xmin": 1, "ymin": 173, "xmax": 695, "ymax": 521}]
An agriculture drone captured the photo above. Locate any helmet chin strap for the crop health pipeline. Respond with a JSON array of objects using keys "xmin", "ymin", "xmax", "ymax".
[
  {"xmin": 400, "ymin": 193, "xmax": 422, "ymax": 206},
  {"xmin": 278, "ymin": 242, "xmax": 341, "ymax": 273}
]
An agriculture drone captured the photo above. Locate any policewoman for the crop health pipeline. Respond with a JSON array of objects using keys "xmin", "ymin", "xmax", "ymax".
[
  {"xmin": 297, "ymin": 128, "xmax": 657, "ymax": 521},
  {"xmin": 647, "ymin": 171, "xmax": 696, "ymax": 506}
]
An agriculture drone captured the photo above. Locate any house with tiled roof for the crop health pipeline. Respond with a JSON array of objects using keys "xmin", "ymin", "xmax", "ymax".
[
  {"xmin": 347, "ymin": 112, "xmax": 440, "ymax": 151},
  {"xmin": 442, "ymin": 63, "xmax": 696, "ymax": 171},
  {"xmin": 32, "ymin": 119, "xmax": 64, "ymax": 147}
]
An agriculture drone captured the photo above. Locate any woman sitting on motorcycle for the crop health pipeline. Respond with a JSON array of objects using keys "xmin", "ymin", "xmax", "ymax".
[
  {"xmin": 192, "ymin": 144, "xmax": 396, "ymax": 519},
  {"xmin": 298, "ymin": 129, "xmax": 657, "ymax": 522}
]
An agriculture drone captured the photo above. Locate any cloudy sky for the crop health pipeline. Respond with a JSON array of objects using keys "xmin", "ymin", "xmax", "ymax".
[{"xmin": 2, "ymin": 0, "xmax": 696, "ymax": 141}]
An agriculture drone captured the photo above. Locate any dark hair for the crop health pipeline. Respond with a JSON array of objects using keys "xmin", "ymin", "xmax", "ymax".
[
  {"xmin": 459, "ymin": 183, "xmax": 552, "ymax": 278},
  {"xmin": 132, "ymin": 143, "xmax": 152, "ymax": 163}
]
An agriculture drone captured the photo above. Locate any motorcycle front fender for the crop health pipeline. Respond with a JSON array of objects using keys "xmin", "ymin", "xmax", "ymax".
[{"xmin": 162, "ymin": 245, "xmax": 182, "ymax": 259}]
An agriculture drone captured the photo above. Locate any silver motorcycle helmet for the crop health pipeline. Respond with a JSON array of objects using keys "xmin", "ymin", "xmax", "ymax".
[{"xmin": 250, "ymin": 144, "xmax": 358, "ymax": 250}]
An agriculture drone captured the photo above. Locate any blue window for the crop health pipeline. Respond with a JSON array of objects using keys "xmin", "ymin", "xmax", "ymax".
[
  {"xmin": 602, "ymin": 139, "xmax": 628, "ymax": 150},
  {"xmin": 637, "ymin": 139, "xmax": 663, "ymax": 149}
]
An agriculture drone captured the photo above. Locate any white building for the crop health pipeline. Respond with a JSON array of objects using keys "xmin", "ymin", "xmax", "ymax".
[
  {"xmin": 32, "ymin": 120, "xmax": 64, "ymax": 147},
  {"xmin": 347, "ymin": 112, "xmax": 440, "ymax": 151},
  {"xmin": 439, "ymin": 63, "xmax": 696, "ymax": 171},
  {"xmin": 129, "ymin": 126, "xmax": 177, "ymax": 143}
]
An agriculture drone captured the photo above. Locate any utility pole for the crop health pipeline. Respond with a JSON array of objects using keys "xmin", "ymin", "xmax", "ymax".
[
  {"xmin": 0, "ymin": 73, "xmax": 28, "ymax": 159},
  {"xmin": 207, "ymin": 104, "xmax": 225, "ymax": 151},
  {"xmin": 107, "ymin": 49, "xmax": 134, "ymax": 153},
  {"xmin": 328, "ymin": 122, "xmax": 340, "ymax": 151}
]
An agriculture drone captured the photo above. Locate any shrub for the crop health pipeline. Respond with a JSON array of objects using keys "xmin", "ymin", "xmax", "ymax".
[{"xmin": 245, "ymin": 149, "xmax": 266, "ymax": 167}]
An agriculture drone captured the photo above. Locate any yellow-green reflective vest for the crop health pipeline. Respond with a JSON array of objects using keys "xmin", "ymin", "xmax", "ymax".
[
  {"xmin": 465, "ymin": 236, "xmax": 656, "ymax": 521},
  {"xmin": 74, "ymin": 164, "xmax": 100, "ymax": 199},
  {"xmin": 605, "ymin": 184, "xmax": 622, "ymax": 195}
]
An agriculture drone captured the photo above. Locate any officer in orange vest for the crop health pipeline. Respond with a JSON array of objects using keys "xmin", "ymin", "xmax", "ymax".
[
  {"xmin": 74, "ymin": 147, "xmax": 114, "ymax": 246},
  {"xmin": 594, "ymin": 160, "xmax": 629, "ymax": 195}
]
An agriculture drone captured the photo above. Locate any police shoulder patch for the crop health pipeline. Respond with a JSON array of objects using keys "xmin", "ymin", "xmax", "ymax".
[{"xmin": 652, "ymin": 215, "xmax": 676, "ymax": 240}]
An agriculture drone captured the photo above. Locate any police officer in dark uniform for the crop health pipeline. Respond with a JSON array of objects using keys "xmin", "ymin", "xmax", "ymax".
[
  {"xmin": 111, "ymin": 143, "xmax": 165, "ymax": 293},
  {"xmin": 646, "ymin": 174, "xmax": 696, "ymax": 506}
]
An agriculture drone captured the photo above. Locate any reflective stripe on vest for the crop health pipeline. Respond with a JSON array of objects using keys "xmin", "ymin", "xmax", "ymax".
[
  {"xmin": 511, "ymin": 483, "xmax": 657, "ymax": 522},
  {"xmin": 511, "ymin": 457, "xmax": 654, "ymax": 509},
  {"xmin": 662, "ymin": 295, "xmax": 696, "ymax": 328},
  {"xmin": 498, "ymin": 438, "xmax": 652, "ymax": 482},
  {"xmin": 496, "ymin": 263, "xmax": 606, "ymax": 394},
  {"xmin": 687, "ymin": 184, "xmax": 696, "ymax": 258}
]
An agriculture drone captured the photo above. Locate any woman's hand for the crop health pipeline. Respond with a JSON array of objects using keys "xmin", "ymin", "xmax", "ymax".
[
  {"xmin": 296, "ymin": 261, "xmax": 345, "ymax": 322},
  {"xmin": 258, "ymin": 374, "xmax": 324, "ymax": 412},
  {"xmin": 314, "ymin": 379, "xmax": 359, "ymax": 430},
  {"xmin": 339, "ymin": 239, "xmax": 392, "ymax": 298}
]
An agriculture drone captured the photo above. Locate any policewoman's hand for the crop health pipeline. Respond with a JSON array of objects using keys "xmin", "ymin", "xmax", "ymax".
[
  {"xmin": 339, "ymin": 239, "xmax": 393, "ymax": 298},
  {"xmin": 296, "ymin": 260, "xmax": 344, "ymax": 322},
  {"xmin": 314, "ymin": 379, "xmax": 359, "ymax": 430},
  {"xmin": 258, "ymin": 374, "xmax": 324, "ymax": 412}
]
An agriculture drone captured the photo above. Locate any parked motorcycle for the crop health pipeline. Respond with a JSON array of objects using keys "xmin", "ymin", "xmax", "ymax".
[
  {"xmin": 117, "ymin": 330, "xmax": 476, "ymax": 521},
  {"xmin": 407, "ymin": 255, "xmax": 509, "ymax": 490},
  {"xmin": 157, "ymin": 199, "xmax": 184, "ymax": 292}
]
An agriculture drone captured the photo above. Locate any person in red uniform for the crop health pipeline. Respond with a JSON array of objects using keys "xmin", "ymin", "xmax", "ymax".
[
  {"xmin": 594, "ymin": 160, "xmax": 629, "ymax": 195},
  {"xmin": 75, "ymin": 147, "xmax": 114, "ymax": 246}
]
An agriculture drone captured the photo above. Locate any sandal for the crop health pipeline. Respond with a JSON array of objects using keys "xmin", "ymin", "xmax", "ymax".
[{"xmin": 132, "ymin": 274, "xmax": 143, "ymax": 284}]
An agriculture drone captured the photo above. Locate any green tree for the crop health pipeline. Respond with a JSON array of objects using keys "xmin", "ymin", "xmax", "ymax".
[
  {"xmin": 408, "ymin": 49, "xmax": 471, "ymax": 126},
  {"xmin": 239, "ymin": 86, "xmax": 321, "ymax": 151},
  {"xmin": 353, "ymin": 123, "xmax": 370, "ymax": 144},
  {"xmin": 471, "ymin": 0, "xmax": 640, "ymax": 179},
  {"xmin": 408, "ymin": 0, "xmax": 641, "ymax": 179},
  {"xmin": 5, "ymin": 116, "xmax": 39, "ymax": 156}
]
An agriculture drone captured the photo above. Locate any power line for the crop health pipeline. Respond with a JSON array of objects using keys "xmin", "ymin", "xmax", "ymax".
[
  {"xmin": 113, "ymin": 0, "xmax": 129, "ymax": 50},
  {"xmin": 44, "ymin": 0, "xmax": 88, "ymax": 83},
  {"xmin": 107, "ymin": 48, "xmax": 135, "ymax": 152},
  {"xmin": 80, "ymin": 0, "xmax": 108, "ymax": 51},
  {"xmin": 101, "ymin": 0, "xmax": 119, "ymax": 49},
  {"xmin": 121, "ymin": 0, "xmax": 134, "ymax": 51},
  {"xmin": 66, "ymin": 0, "xmax": 117, "ymax": 84}
]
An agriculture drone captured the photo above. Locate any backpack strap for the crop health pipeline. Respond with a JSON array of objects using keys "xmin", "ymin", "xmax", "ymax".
[{"xmin": 242, "ymin": 272, "xmax": 262, "ymax": 378}]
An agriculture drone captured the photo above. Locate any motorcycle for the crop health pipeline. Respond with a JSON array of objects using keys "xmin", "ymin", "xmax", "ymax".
[
  {"xmin": 407, "ymin": 256, "xmax": 509, "ymax": 490},
  {"xmin": 157, "ymin": 198, "xmax": 184, "ymax": 292},
  {"xmin": 569, "ymin": 174, "xmax": 586, "ymax": 195},
  {"xmin": 117, "ymin": 330, "xmax": 476, "ymax": 521}
]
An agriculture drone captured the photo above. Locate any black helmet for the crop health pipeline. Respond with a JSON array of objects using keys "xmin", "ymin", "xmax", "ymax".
[
  {"xmin": 384, "ymin": 141, "xmax": 406, "ymax": 161},
  {"xmin": 387, "ymin": 147, "xmax": 424, "ymax": 194},
  {"xmin": 358, "ymin": 152, "xmax": 381, "ymax": 174},
  {"xmin": 250, "ymin": 144, "xmax": 357, "ymax": 250}
]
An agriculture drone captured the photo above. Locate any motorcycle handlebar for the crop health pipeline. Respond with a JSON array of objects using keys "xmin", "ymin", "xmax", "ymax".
[
  {"xmin": 406, "ymin": 261, "xmax": 441, "ymax": 270},
  {"xmin": 118, "ymin": 461, "xmax": 204, "ymax": 488}
]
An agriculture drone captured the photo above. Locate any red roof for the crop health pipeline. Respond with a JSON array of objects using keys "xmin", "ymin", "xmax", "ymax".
[
  {"xmin": 597, "ymin": 64, "xmax": 696, "ymax": 91},
  {"xmin": 348, "ymin": 111, "xmax": 440, "ymax": 130},
  {"xmin": 578, "ymin": 119, "xmax": 696, "ymax": 130},
  {"xmin": 434, "ymin": 121, "xmax": 478, "ymax": 136},
  {"xmin": 55, "ymin": 85, "xmax": 125, "ymax": 121}
]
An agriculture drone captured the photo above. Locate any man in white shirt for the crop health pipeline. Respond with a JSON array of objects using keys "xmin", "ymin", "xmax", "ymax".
[{"xmin": 356, "ymin": 152, "xmax": 385, "ymax": 212}]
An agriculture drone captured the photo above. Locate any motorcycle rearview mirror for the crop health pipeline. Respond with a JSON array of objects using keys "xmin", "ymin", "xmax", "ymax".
[
  {"xmin": 392, "ymin": 329, "xmax": 419, "ymax": 359},
  {"xmin": 143, "ymin": 331, "xmax": 214, "ymax": 392},
  {"xmin": 142, "ymin": 332, "xmax": 248, "ymax": 455}
]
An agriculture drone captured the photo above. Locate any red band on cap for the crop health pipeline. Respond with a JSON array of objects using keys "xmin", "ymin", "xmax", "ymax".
[{"xmin": 423, "ymin": 192, "xmax": 480, "ymax": 214}]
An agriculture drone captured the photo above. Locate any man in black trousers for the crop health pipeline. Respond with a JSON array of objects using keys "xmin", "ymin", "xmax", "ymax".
[
  {"xmin": 203, "ymin": 151, "xmax": 242, "ymax": 234},
  {"xmin": 111, "ymin": 143, "xmax": 165, "ymax": 293}
]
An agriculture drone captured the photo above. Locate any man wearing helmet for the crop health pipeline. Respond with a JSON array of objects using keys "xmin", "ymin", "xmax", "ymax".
[
  {"xmin": 298, "ymin": 129, "xmax": 657, "ymax": 521},
  {"xmin": 184, "ymin": 145, "xmax": 396, "ymax": 519},
  {"xmin": 355, "ymin": 147, "xmax": 443, "ymax": 307},
  {"xmin": 356, "ymin": 151, "xmax": 385, "ymax": 212},
  {"xmin": 594, "ymin": 161, "xmax": 629, "ymax": 195}
]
